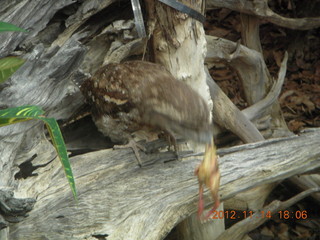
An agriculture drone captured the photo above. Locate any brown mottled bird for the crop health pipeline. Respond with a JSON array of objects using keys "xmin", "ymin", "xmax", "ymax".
[
  {"xmin": 81, "ymin": 61, "xmax": 212, "ymax": 150},
  {"xmin": 80, "ymin": 60, "xmax": 220, "ymax": 218}
]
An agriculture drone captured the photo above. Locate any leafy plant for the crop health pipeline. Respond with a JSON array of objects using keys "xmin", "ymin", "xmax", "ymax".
[
  {"xmin": 0, "ymin": 106, "xmax": 77, "ymax": 200},
  {"xmin": 0, "ymin": 21, "xmax": 28, "ymax": 32},
  {"xmin": 0, "ymin": 21, "xmax": 27, "ymax": 83},
  {"xmin": 0, "ymin": 57, "xmax": 26, "ymax": 83},
  {"xmin": 0, "ymin": 22, "xmax": 77, "ymax": 200}
]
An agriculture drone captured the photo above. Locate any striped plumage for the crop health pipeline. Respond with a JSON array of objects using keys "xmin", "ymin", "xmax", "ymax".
[
  {"xmin": 81, "ymin": 61, "xmax": 212, "ymax": 145},
  {"xmin": 81, "ymin": 60, "xmax": 220, "ymax": 219}
]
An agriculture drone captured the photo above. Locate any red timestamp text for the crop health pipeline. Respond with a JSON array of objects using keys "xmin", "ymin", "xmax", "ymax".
[
  {"xmin": 210, "ymin": 210, "xmax": 308, "ymax": 220},
  {"xmin": 278, "ymin": 210, "xmax": 308, "ymax": 219},
  {"xmin": 210, "ymin": 210, "xmax": 272, "ymax": 220}
]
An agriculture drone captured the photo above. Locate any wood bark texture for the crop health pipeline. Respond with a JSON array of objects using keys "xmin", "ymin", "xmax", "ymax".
[
  {"xmin": 1, "ymin": 0, "xmax": 319, "ymax": 239},
  {"xmin": 145, "ymin": 0, "xmax": 225, "ymax": 239},
  {"xmin": 7, "ymin": 128, "xmax": 320, "ymax": 240}
]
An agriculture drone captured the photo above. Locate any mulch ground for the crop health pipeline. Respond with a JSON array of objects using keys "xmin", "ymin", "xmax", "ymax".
[{"xmin": 205, "ymin": 1, "xmax": 320, "ymax": 239}]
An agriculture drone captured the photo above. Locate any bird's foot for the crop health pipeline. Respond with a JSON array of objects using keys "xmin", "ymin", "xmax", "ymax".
[
  {"xmin": 202, "ymin": 197, "xmax": 220, "ymax": 220},
  {"xmin": 113, "ymin": 139, "xmax": 146, "ymax": 167},
  {"xmin": 161, "ymin": 132, "xmax": 180, "ymax": 160}
]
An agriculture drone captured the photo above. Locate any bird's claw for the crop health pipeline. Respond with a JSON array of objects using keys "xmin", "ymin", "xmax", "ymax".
[{"xmin": 113, "ymin": 139, "xmax": 146, "ymax": 167}]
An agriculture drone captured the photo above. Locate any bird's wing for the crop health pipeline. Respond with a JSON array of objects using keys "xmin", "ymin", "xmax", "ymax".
[{"xmin": 128, "ymin": 65, "xmax": 212, "ymax": 143}]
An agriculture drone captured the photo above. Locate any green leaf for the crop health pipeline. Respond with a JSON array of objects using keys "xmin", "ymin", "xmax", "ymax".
[
  {"xmin": 0, "ymin": 105, "xmax": 44, "ymax": 126},
  {"xmin": 0, "ymin": 106, "xmax": 77, "ymax": 201},
  {"xmin": 39, "ymin": 117, "xmax": 77, "ymax": 201},
  {"xmin": 0, "ymin": 21, "xmax": 28, "ymax": 32},
  {"xmin": 0, "ymin": 57, "xmax": 26, "ymax": 83}
]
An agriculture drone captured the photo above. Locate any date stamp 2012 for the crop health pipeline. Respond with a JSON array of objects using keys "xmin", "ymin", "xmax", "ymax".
[{"xmin": 210, "ymin": 210, "xmax": 308, "ymax": 220}]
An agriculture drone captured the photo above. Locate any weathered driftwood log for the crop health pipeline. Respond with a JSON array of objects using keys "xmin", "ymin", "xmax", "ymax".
[
  {"xmin": 206, "ymin": 68, "xmax": 264, "ymax": 143},
  {"xmin": 206, "ymin": 35, "xmax": 291, "ymax": 139},
  {"xmin": 144, "ymin": 0, "xmax": 225, "ymax": 238},
  {"xmin": 1, "ymin": 1, "xmax": 319, "ymax": 240},
  {"xmin": 0, "ymin": 0, "xmax": 137, "ymax": 193},
  {"xmin": 205, "ymin": 36, "xmax": 291, "ymax": 146},
  {"xmin": 217, "ymin": 187, "xmax": 320, "ymax": 240},
  {"xmin": 6, "ymin": 128, "xmax": 320, "ymax": 240},
  {"xmin": 0, "ymin": 0, "xmax": 76, "ymax": 57},
  {"xmin": 288, "ymin": 175, "xmax": 320, "ymax": 203}
]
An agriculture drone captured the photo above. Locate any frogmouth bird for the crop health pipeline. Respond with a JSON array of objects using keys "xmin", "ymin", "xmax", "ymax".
[{"xmin": 80, "ymin": 60, "xmax": 220, "ymax": 218}]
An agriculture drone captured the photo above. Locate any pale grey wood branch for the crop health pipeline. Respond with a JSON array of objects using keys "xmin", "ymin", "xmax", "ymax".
[
  {"xmin": 8, "ymin": 128, "xmax": 320, "ymax": 240},
  {"xmin": 0, "ymin": 36, "xmax": 85, "ymax": 116},
  {"xmin": 206, "ymin": 68, "xmax": 265, "ymax": 143},
  {"xmin": 216, "ymin": 187, "xmax": 320, "ymax": 240},
  {"xmin": 288, "ymin": 175, "xmax": 320, "ymax": 203},
  {"xmin": 0, "ymin": 190, "xmax": 35, "ymax": 222},
  {"xmin": 206, "ymin": 0, "xmax": 320, "ymax": 30},
  {"xmin": 147, "ymin": 1, "xmax": 221, "ymax": 237},
  {"xmin": 206, "ymin": 36, "xmax": 284, "ymax": 142},
  {"xmin": 0, "ymin": 0, "xmax": 130, "ymax": 196},
  {"xmin": 240, "ymin": 14, "xmax": 263, "ymax": 53},
  {"xmin": 206, "ymin": 35, "xmax": 269, "ymax": 106},
  {"xmin": 1, "ymin": 1, "xmax": 317, "ymax": 239},
  {"xmin": 242, "ymin": 52, "xmax": 288, "ymax": 121},
  {"xmin": 52, "ymin": 0, "xmax": 117, "ymax": 47},
  {"xmin": 239, "ymin": 14, "xmax": 267, "ymax": 106},
  {"xmin": 206, "ymin": 36, "xmax": 290, "ymax": 127},
  {"xmin": 0, "ymin": 35, "xmax": 86, "ymax": 188},
  {"xmin": 0, "ymin": 0, "xmax": 75, "ymax": 57},
  {"xmin": 239, "ymin": 11, "xmax": 290, "ymax": 138}
]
